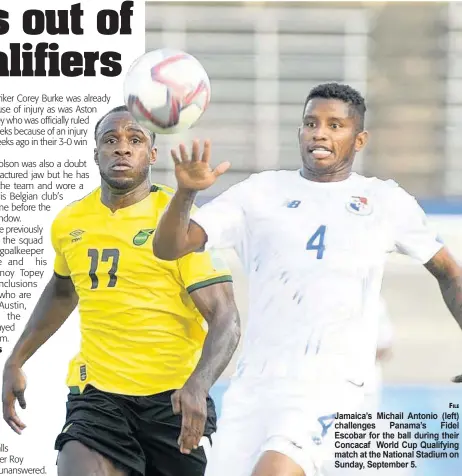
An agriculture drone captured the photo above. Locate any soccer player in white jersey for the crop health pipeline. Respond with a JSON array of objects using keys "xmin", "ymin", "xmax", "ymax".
[{"xmin": 153, "ymin": 83, "xmax": 462, "ymax": 476}]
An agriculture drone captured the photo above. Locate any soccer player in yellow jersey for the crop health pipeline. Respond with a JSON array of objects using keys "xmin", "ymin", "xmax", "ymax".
[{"xmin": 2, "ymin": 106, "xmax": 241, "ymax": 476}]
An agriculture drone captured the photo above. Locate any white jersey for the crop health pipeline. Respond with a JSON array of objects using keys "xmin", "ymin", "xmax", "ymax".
[
  {"xmin": 193, "ymin": 170, "xmax": 442, "ymax": 384},
  {"xmin": 377, "ymin": 297, "xmax": 393, "ymax": 351}
]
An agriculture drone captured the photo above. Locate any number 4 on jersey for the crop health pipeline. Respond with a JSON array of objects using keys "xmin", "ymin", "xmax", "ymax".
[{"xmin": 306, "ymin": 225, "xmax": 326, "ymax": 259}]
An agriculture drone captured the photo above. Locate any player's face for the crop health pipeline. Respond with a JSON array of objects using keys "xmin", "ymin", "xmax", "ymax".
[
  {"xmin": 94, "ymin": 112, "xmax": 156, "ymax": 191},
  {"xmin": 298, "ymin": 98, "xmax": 368, "ymax": 176}
]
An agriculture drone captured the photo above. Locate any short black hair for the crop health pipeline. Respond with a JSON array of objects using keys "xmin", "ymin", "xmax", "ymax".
[
  {"xmin": 94, "ymin": 105, "xmax": 156, "ymax": 145},
  {"xmin": 304, "ymin": 82, "xmax": 366, "ymax": 131}
]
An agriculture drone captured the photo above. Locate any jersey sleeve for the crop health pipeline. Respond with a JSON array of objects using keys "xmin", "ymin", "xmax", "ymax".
[
  {"xmin": 51, "ymin": 215, "xmax": 71, "ymax": 278},
  {"xmin": 178, "ymin": 249, "xmax": 233, "ymax": 294},
  {"xmin": 191, "ymin": 178, "xmax": 251, "ymax": 251},
  {"xmin": 391, "ymin": 187, "xmax": 443, "ymax": 264}
]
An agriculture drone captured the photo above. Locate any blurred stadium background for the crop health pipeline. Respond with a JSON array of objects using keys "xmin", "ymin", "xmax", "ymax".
[{"xmin": 145, "ymin": 4, "xmax": 461, "ymax": 471}]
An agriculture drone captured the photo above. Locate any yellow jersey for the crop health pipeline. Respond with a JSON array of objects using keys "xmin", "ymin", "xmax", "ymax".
[{"xmin": 51, "ymin": 185, "xmax": 232, "ymax": 396}]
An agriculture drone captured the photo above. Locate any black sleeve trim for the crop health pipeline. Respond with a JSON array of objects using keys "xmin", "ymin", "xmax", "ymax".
[
  {"xmin": 186, "ymin": 275, "xmax": 233, "ymax": 294},
  {"xmin": 54, "ymin": 272, "xmax": 71, "ymax": 279}
]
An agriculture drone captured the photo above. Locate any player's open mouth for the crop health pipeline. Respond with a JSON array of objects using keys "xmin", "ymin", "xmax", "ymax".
[{"xmin": 308, "ymin": 147, "xmax": 332, "ymax": 159}]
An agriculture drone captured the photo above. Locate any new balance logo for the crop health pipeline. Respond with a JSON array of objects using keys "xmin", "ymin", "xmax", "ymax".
[
  {"xmin": 70, "ymin": 229, "xmax": 85, "ymax": 242},
  {"xmin": 286, "ymin": 200, "xmax": 301, "ymax": 208}
]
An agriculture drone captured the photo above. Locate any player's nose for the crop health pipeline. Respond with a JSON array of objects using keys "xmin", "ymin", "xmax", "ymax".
[
  {"xmin": 113, "ymin": 140, "xmax": 132, "ymax": 156},
  {"xmin": 312, "ymin": 126, "xmax": 329, "ymax": 141}
]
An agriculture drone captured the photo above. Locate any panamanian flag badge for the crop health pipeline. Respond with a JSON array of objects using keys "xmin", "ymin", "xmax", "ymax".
[{"xmin": 346, "ymin": 196, "xmax": 373, "ymax": 216}]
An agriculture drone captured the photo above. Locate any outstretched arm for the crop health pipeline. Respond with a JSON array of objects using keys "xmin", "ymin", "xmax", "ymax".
[
  {"xmin": 424, "ymin": 248, "xmax": 462, "ymax": 383},
  {"xmin": 2, "ymin": 275, "xmax": 78, "ymax": 433},
  {"xmin": 389, "ymin": 186, "xmax": 461, "ymax": 381},
  {"xmin": 154, "ymin": 188, "xmax": 207, "ymax": 260},
  {"xmin": 153, "ymin": 140, "xmax": 230, "ymax": 260},
  {"xmin": 171, "ymin": 281, "xmax": 240, "ymax": 454},
  {"xmin": 187, "ymin": 281, "xmax": 240, "ymax": 392},
  {"xmin": 424, "ymin": 247, "xmax": 462, "ymax": 331}
]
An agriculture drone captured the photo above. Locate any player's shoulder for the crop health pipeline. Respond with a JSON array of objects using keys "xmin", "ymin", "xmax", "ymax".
[
  {"xmin": 238, "ymin": 169, "xmax": 298, "ymax": 190},
  {"xmin": 153, "ymin": 183, "xmax": 175, "ymax": 197},
  {"xmin": 354, "ymin": 173, "xmax": 397, "ymax": 188},
  {"xmin": 151, "ymin": 183, "xmax": 199, "ymax": 212},
  {"xmin": 53, "ymin": 188, "xmax": 99, "ymax": 224},
  {"xmin": 151, "ymin": 183, "xmax": 174, "ymax": 209},
  {"xmin": 354, "ymin": 173, "xmax": 413, "ymax": 200},
  {"xmin": 250, "ymin": 169, "xmax": 297, "ymax": 183},
  {"xmin": 51, "ymin": 188, "xmax": 100, "ymax": 239},
  {"xmin": 354, "ymin": 174, "xmax": 423, "ymax": 220}
]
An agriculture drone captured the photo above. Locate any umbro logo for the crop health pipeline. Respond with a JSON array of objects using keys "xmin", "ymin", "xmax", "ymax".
[
  {"xmin": 70, "ymin": 229, "xmax": 85, "ymax": 242},
  {"xmin": 80, "ymin": 364, "xmax": 87, "ymax": 381}
]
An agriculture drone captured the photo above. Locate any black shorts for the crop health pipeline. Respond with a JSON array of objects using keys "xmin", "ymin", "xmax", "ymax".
[{"xmin": 55, "ymin": 385, "xmax": 217, "ymax": 476}]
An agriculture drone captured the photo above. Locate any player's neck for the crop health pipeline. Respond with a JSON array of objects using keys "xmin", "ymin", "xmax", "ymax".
[
  {"xmin": 300, "ymin": 167, "xmax": 352, "ymax": 183},
  {"xmin": 100, "ymin": 181, "xmax": 151, "ymax": 212}
]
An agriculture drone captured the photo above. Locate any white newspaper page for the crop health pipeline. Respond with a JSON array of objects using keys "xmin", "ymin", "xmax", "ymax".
[{"xmin": 0, "ymin": 0, "xmax": 145, "ymax": 473}]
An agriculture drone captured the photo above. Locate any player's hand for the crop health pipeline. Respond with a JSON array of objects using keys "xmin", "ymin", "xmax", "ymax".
[
  {"xmin": 171, "ymin": 383, "xmax": 208, "ymax": 454},
  {"xmin": 452, "ymin": 374, "xmax": 462, "ymax": 383},
  {"xmin": 2, "ymin": 364, "xmax": 27, "ymax": 434},
  {"xmin": 171, "ymin": 139, "xmax": 230, "ymax": 191}
]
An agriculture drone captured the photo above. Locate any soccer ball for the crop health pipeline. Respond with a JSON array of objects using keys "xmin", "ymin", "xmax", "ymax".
[{"xmin": 123, "ymin": 48, "xmax": 211, "ymax": 134}]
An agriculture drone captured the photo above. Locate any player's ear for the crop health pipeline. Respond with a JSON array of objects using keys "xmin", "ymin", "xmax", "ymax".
[
  {"xmin": 94, "ymin": 148, "xmax": 99, "ymax": 165},
  {"xmin": 355, "ymin": 130, "xmax": 368, "ymax": 152},
  {"xmin": 297, "ymin": 126, "xmax": 302, "ymax": 144},
  {"xmin": 150, "ymin": 147, "xmax": 157, "ymax": 165}
]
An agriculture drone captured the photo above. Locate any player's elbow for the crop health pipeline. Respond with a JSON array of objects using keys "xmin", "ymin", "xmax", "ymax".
[
  {"xmin": 223, "ymin": 307, "xmax": 241, "ymax": 349},
  {"xmin": 153, "ymin": 236, "xmax": 183, "ymax": 261},
  {"xmin": 208, "ymin": 305, "xmax": 241, "ymax": 345},
  {"xmin": 153, "ymin": 245, "xmax": 176, "ymax": 261},
  {"xmin": 231, "ymin": 315, "xmax": 241, "ymax": 348},
  {"xmin": 153, "ymin": 232, "xmax": 202, "ymax": 260}
]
